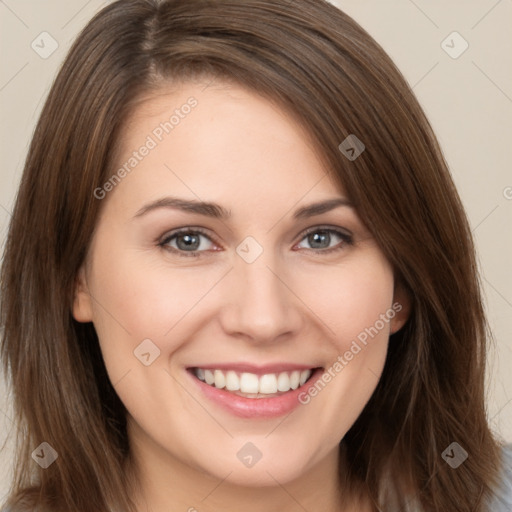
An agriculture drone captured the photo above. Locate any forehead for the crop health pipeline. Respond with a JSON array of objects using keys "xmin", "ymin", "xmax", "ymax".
[{"xmin": 107, "ymin": 81, "xmax": 345, "ymax": 214}]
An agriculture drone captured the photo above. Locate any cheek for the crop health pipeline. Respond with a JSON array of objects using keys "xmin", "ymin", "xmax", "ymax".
[
  {"xmin": 289, "ymin": 256, "xmax": 394, "ymax": 433},
  {"xmin": 86, "ymin": 242, "xmax": 229, "ymax": 367},
  {"xmin": 295, "ymin": 255, "xmax": 395, "ymax": 347}
]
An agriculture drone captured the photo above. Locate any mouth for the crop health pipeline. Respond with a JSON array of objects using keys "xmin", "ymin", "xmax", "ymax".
[
  {"xmin": 191, "ymin": 367, "xmax": 316, "ymax": 398},
  {"xmin": 186, "ymin": 364, "xmax": 323, "ymax": 418}
]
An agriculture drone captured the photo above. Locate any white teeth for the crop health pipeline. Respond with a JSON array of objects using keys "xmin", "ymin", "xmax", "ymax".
[
  {"xmin": 240, "ymin": 372, "xmax": 259, "ymax": 393},
  {"xmin": 259, "ymin": 374, "xmax": 277, "ymax": 394},
  {"xmin": 193, "ymin": 367, "xmax": 315, "ymax": 396},
  {"xmin": 299, "ymin": 369, "xmax": 311, "ymax": 386},
  {"xmin": 214, "ymin": 369, "xmax": 225, "ymax": 389},
  {"xmin": 204, "ymin": 369, "xmax": 214, "ymax": 385},
  {"xmin": 277, "ymin": 372, "xmax": 291, "ymax": 392},
  {"xmin": 290, "ymin": 370, "xmax": 300, "ymax": 390},
  {"xmin": 225, "ymin": 370, "xmax": 240, "ymax": 391}
]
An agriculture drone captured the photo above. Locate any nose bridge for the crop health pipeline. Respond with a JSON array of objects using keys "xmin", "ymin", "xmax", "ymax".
[{"xmin": 219, "ymin": 242, "xmax": 301, "ymax": 341}]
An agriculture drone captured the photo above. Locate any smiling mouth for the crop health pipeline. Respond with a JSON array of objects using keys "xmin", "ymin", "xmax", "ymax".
[{"xmin": 190, "ymin": 367, "xmax": 319, "ymax": 399}]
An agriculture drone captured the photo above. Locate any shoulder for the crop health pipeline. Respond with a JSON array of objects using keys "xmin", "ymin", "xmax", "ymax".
[{"xmin": 486, "ymin": 443, "xmax": 512, "ymax": 511}]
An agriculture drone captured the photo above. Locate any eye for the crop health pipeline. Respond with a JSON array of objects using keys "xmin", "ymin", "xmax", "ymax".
[
  {"xmin": 158, "ymin": 226, "xmax": 352, "ymax": 257},
  {"xmin": 295, "ymin": 227, "xmax": 353, "ymax": 252},
  {"xmin": 159, "ymin": 228, "xmax": 218, "ymax": 257}
]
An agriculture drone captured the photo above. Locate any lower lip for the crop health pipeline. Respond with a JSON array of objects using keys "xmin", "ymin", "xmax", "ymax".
[{"xmin": 186, "ymin": 368, "xmax": 324, "ymax": 418}]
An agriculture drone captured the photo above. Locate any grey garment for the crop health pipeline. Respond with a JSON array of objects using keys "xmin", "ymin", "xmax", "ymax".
[
  {"xmin": 486, "ymin": 443, "xmax": 512, "ymax": 511},
  {"xmin": 2, "ymin": 445, "xmax": 512, "ymax": 511}
]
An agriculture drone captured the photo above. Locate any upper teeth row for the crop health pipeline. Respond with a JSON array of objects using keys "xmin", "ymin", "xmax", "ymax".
[{"xmin": 195, "ymin": 368, "xmax": 312, "ymax": 394}]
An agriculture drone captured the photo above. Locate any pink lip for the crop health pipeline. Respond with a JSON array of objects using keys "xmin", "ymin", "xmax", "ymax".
[{"xmin": 185, "ymin": 367, "xmax": 324, "ymax": 419}]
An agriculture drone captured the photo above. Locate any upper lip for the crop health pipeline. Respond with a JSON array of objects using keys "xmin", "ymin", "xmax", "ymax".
[{"xmin": 187, "ymin": 362, "xmax": 321, "ymax": 375}]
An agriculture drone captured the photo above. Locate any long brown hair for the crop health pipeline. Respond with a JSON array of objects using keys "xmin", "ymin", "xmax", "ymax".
[{"xmin": 0, "ymin": 0, "xmax": 504, "ymax": 510}]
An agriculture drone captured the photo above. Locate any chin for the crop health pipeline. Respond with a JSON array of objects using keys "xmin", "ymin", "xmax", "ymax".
[{"xmin": 190, "ymin": 443, "xmax": 319, "ymax": 488}]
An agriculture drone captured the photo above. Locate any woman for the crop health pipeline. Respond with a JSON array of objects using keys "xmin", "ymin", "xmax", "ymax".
[{"xmin": 1, "ymin": 0, "xmax": 510, "ymax": 511}]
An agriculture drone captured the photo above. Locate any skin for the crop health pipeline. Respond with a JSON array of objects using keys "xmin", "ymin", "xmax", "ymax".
[{"xmin": 73, "ymin": 81, "xmax": 410, "ymax": 512}]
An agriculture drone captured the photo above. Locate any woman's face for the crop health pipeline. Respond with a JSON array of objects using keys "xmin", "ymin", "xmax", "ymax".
[{"xmin": 73, "ymin": 81, "xmax": 409, "ymax": 488}]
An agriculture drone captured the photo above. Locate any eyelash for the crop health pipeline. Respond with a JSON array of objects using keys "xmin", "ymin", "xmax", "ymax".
[{"xmin": 158, "ymin": 225, "xmax": 354, "ymax": 258}]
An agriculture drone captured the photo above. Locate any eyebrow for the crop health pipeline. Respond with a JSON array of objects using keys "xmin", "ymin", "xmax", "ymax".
[{"xmin": 133, "ymin": 196, "xmax": 353, "ymax": 220}]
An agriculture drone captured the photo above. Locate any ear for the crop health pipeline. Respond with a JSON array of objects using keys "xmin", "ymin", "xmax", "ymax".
[
  {"xmin": 389, "ymin": 281, "xmax": 412, "ymax": 335},
  {"xmin": 72, "ymin": 265, "xmax": 93, "ymax": 322}
]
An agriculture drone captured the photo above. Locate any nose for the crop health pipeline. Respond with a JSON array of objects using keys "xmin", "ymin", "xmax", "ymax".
[{"xmin": 218, "ymin": 252, "xmax": 303, "ymax": 344}]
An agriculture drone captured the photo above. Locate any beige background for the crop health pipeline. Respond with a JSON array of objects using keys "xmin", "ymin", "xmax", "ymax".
[{"xmin": 0, "ymin": 0, "xmax": 511, "ymax": 501}]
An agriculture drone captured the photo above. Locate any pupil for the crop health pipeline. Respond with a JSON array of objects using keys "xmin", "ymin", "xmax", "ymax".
[
  {"xmin": 309, "ymin": 231, "xmax": 330, "ymax": 249},
  {"xmin": 177, "ymin": 233, "xmax": 200, "ymax": 251}
]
